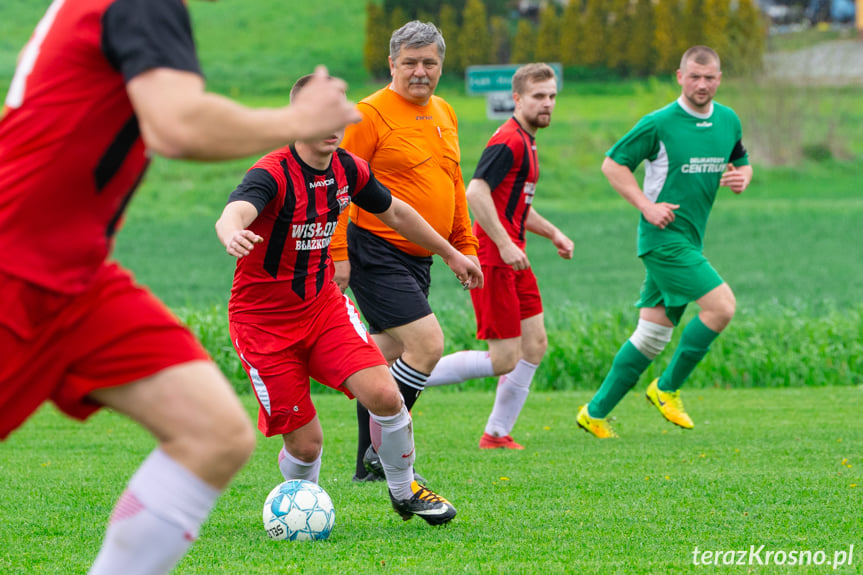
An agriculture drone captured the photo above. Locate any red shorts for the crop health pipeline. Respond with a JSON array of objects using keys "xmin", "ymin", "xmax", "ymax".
[
  {"xmin": 229, "ymin": 282, "xmax": 387, "ymax": 437},
  {"xmin": 0, "ymin": 263, "xmax": 209, "ymax": 440},
  {"xmin": 470, "ymin": 265, "xmax": 543, "ymax": 340}
]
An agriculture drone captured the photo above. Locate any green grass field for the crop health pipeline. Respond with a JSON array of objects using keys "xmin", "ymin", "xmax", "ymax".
[
  {"xmin": 3, "ymin": 2, "xmax": 863, "ymax": 574},
  {"xmin": 2, "ymin": 388, "xmax": 861, "ymax": 574}
]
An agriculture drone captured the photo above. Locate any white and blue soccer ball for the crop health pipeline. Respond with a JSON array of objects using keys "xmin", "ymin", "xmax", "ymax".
[{"xmin": 262, "ymin": 479, "xmax": 335, "ymax": 542}]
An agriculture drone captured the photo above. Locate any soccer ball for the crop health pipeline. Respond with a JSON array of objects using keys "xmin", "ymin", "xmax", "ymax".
[{"xmin": 262, "ymin": 479, "xmax": 335, "ymax": 541}]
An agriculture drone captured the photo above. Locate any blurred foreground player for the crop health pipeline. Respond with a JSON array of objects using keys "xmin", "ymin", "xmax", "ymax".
[{"xmin": 0, "ymin": 1, "xmax": 359, "ymax": 573}]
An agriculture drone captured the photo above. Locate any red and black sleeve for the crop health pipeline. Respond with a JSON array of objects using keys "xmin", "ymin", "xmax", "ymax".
[
  {"xmin": 102, "ymin": 0, "xmax": 202, "ymax": 83},
  {"xmin": 472, "ymin": 143, "xmax": 515, "ymax": 191},
  {"xmin": 228, "ymin": 168, "xmax": 279, "ymax": 213}
]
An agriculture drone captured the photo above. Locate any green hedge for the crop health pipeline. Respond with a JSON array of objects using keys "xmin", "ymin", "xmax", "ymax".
[{"xmin": 176, "ymin": 304, "xmax": 863, "ymax": 395}]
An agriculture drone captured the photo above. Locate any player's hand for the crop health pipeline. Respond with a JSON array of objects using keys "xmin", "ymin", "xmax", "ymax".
[
  {"xmin": 333, "ymin": 260, "xmax": 350, "ymax": 293},
  {"xmin": 226, "ymin": 229, "xmax": 263, "ymax": 258},
  {"xmin": 552, "ymin": 230, "xmax": 574, "ymax": 260},
  {"xmin": 287, "ymin": 66, "xmax": 361, "ymax": 141},
  {"xmin": 446, "ymin": 252, "xmax": 484, "ymax": 290},
  {"xmin": 719, "ymin": 164, "xmax": 748, "ymax": 194},
  {"xmin": 641, "ymin": 202, "xmax": 680, "ymax": 230},
  {"xmin": 500, "ymin": 240, "xmax": 530, "ymax": 271}
]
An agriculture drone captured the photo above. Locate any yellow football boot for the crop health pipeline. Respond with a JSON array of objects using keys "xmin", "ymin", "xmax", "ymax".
[
  {"xmin": 576, "ymin": 404, "xmax": 618, "ymax": 438},
  {"xmin": 646, "ymin": 378, "xmax": 694, "ymax": 429}
]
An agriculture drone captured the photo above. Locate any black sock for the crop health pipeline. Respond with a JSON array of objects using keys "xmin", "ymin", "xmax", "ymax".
[
  {"xmin": 391, "ymin": 357, "xmax": 429, "ymax": 411},
  {"xmin": 355, "ymin": 402, "xmax": 371, "ymax": 476}
]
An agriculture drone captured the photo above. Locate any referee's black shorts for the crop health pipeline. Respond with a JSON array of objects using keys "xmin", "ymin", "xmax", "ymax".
[{"xmin": 347, "ymin": 222, "xmax": 434, "ymax": 334}]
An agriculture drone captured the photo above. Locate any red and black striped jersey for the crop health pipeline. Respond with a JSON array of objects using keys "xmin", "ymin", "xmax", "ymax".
[
  {"xmin": 471, "ymin": 117, "xmax": 539, "ymax": 267},
  {"xmin": 0, "ymin": 0, "xmax": 201, "ymax": 294},
  {"xmin": 228, "ymin": 146, "xmax": 392, "ymax": 322}
]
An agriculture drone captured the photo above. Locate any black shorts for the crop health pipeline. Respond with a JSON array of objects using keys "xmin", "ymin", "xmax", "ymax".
[{"xmin": 347, "ymin": 223, "xmax": 433, "ymax": 333}]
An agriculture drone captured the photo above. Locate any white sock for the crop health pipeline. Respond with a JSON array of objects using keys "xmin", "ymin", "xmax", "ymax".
[
  {"xmin": 425, "ymin": 350, "xmax": 495, "ymax": 387},
  {"xmin": 370, "ymin": 406, "xmax": 415, "ymax": 500},
  {"xmin": 278, "ymin": 446, "xmax": 322, "ymax": 484},
  {"xmin": 89, "ymin": 449, "xmax": 220, "ymax": 575},
  {"xmin": 485, "ymin": 359, "xmax": 538, "ymax": 437}
]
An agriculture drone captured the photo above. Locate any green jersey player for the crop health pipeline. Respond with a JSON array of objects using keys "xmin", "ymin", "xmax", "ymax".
[{"xmin": 578, "ymin": 46, "xmax": 753, "ymax": 438}]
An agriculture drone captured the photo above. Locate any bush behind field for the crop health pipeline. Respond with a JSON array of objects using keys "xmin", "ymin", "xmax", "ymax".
[{"xmin": 178, "ymin": 304, "xmax": 863, "ymax": 396}]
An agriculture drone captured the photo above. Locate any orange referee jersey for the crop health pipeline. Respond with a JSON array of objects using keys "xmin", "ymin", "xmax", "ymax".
[{"xmin": 330, "ymin": 86, "xmax": 477, "ymax": 260}]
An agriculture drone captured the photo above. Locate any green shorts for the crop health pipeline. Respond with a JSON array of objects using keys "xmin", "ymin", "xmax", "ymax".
[{"xmin": 636, "ymin": 243, "xmax": 724, "ymax": 326}]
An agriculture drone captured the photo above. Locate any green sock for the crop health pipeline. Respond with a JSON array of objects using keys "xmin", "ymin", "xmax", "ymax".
[
  {"xmin": 658, "ymin": 315, "xmax": 720, "ymax": 392},
  {"xmin": 588, "ymin": 341, "xmax": 651, "ymax": 418}
]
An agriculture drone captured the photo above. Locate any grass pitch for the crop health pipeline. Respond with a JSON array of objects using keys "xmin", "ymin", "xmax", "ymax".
[
  {"xmin": 2, "ymin": 3, "xmax": 862, "ymax": 574},
  {"xmin": 1, "ymin": 387, "xmax": 860, "ymax": 574}
]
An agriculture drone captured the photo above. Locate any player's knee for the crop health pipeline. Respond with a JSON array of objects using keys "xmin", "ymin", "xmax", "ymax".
[
  {"xmin": 404, "ymin": 342, "xmax": 444, "ymax": 373},
  {"xmin": 289, "ymin": 442, "xmax": 322, "ymax": 464},
  {"xmin": 629, "ymin": 319, "xmax": 674, "ymax": 360},
  {"xmin": 523, "ymin": 335, "xmax": 548, "ymax": 364},
  {"xmin": 364, "ymin": 380, "xmax": 404, "ymax": 417},
  {"xmin": 220, "ymin": 414, "xmax": 256, "ymax": 469},
  {"xmin": 492, "ymin": 354, "xmax": 520, "ymax": 375},
  {"xmin": 195, "ymin": 405, "xmax": 255, "ymax": 473},
  {"xmin": 402, "ymin": 324, "xmax": 444, "ymax": 364},
  {"xmin": 423, "ymin": 336, "xmax": 445, "ymax": 365},
  {"xmin": 709, "ymin": 290, "xmax": 737, "ymax": 330},
  {"xmin": 723, "ymin": 291, "xmax": 737, "ymax": 322}
]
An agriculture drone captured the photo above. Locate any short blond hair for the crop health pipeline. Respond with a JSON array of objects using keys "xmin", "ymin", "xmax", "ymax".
[{"xmin": 511, "ymin": 63, "xmax": 556, "ymax": 95}]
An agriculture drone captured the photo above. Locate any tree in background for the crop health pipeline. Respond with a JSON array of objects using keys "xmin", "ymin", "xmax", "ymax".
[
  {"xmin": 653, "ymin": 0, "xmax": 681, "ymax": 76},
  {"xmin": 490, "ymin": 15, "xmax": 512, "ymax": 65},
  {"xmin": 580, "ymin": 0, "xmax": 607, "ymax": 67},
  {"xmin": 384, "ymin": 0, "xmax": 466, "ymax": 19},
  {"xmin": 536, "ymin": 2, "xmax": 561, "ymax": 63},
  {"xmin": 703, "ymin": 0, "xmax": 731, "ymax": 63},
  {"xmin": 457, "ymin": 0, "xmax": 492, "ymax": 73},
  {"xmin": 389, "ymin": 5, "xmax": 409, "ymax": 35},
  {"xmin": 365, "ymin": 0, "xmax": 765, "ymax": 81},
  {"xmin": 627, "ymin": 0, "xmax": 655, "ymax": 76},
  {"xmin": 725, "ymin": 0, "xmax": 766, "ymax": 76},
  {"xmin": 438, "ymin": 2, "xmax": 461, "ymax": 65},
  {"xmin": 510, "ymin": 18, "xmax": 536, "ymax": 64},
  {"xmin": 417, "ymin": 9, "xmax": 436, "ymax": 23},
  {"xmin": 560, "ymin": 0, "xmax": 584, "ymax": 67},
  {"xmin": 483, "ymin": 0, "xmax": 512, "ymax": 18},
  {"xmin": 364, "ymin": 2, "xmax": 390, "ymax": 79},
  {"xmin": 606, "ymin": 0, "xmax": 632, "ymax": 73},
  {"xmin": 683, "ymin": 0, "xmax": 708, "ymax": 46}
]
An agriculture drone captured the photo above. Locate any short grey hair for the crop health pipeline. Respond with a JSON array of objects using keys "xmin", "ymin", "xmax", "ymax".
[{"xmin": 389, "ymin": 20, "xmax": 446, "ymax": 62}]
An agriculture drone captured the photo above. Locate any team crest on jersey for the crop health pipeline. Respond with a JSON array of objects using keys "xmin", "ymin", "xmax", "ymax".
[
  {"xmin": 524, "ymin": 182, "xmax": 536, "ymax": 205},
  {"xmin": 336, "ymin": 186, "xmax": 350, "ymax": 213}
]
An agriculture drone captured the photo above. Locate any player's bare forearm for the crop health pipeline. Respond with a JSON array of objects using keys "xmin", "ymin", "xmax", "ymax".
[
  {"xmin": 465, "ymin": 179, "xmax": 510, "ymax": 248},
  {"xmin": 215, "ymin": 201, "xmax": 262, "ymax": 258},
  {"xmin": 333, "ymin": 260, "xmax": 350, "ymax": 293},
  {"xmin": 128, "ymin": 67, "xmax": 359, "ymax": 161},
  {"xmin": 466, "ymin": 178, "xmax": 529, "ymax": 269},
  {"xmin": 524, "ymin": 208, "xmax": 556, "ymax": 239},
  {"xmin": 602, "ymin": 156, "xmax": 679, "ymax": 229},
  {"xmin": 602, "ymin": 156, "xmax": 652, "ymax": 212},
  {"xmin": 376, "ymin": 198, "xmax": 455, "ymax": 259},
  {"xmin": 527, "ymin": 211, "xmax": 574, "ymax": 259}
]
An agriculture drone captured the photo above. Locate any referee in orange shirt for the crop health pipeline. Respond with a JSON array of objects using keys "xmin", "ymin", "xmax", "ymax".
[{"xmin": 331, "ymin": 21, "xmax": 481, "ymax": 483}]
